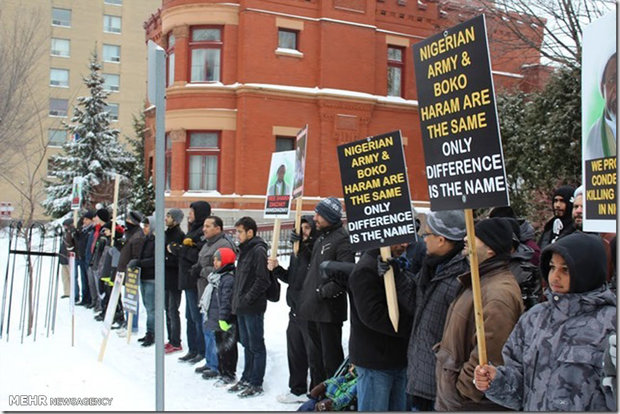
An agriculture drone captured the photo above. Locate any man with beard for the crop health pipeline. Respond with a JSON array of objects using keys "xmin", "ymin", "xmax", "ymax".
[
  {"xmin": 168, "ymin": 201, "xmax": 211, "ymax": 364},
  {"xmin": 380, "ymin": 210, "xmax": 469, "ymax": 411},
  {"xmin": 538, "ymin": 185, "xmax": 576, "ymax": 250}
]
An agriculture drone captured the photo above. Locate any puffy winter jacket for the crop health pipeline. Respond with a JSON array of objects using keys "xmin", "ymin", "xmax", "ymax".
[
  {"xmin": 296, "ymin": 221, "xmax": 355, "ymax": 323},
  {"xmin": 231, "ymin": 236, "xmax": 270, "ymax": 315},
  {"xmin": 164, "ymin": 225, "xmax": 185, "ymax": 291},
  {"xmin": 485, "ymin": 287, "xmax": 616, "ymax": 411},
  {"xmin": 194, "ymin": 232, "xmax": 236, "ymax": 299},
  {"xmin": 204, "ymin": 264, "xmax": 235, "ymax": 331}
]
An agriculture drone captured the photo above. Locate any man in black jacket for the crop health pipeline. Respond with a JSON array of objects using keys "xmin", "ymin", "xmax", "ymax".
[
  {"xmin": 164, "ymin": 209, "xmax": 185, "ymax": 353},
  {"xmin": 350, "ymin": 242, "xmax": 411, "ymax": 411},
  {"xmin": 297, "ymin": 197, "xmax": 355, "ymax": 386},
  {"xmin": 167, "ymin": 200, "xmax": 211, "ymax": 363},
  {"xmin": 76, "ymin": 210, "xmax": 95, "ymax": 307},
  {"xmin": 228, "ymin": 216, "xmax": 271, "ymax": 398},
  {"xmin": 538, "ymin": 185, "xmax": 576, "ymax": 250},
  {"xmin": 269, "ymin": 215, "xmax": 317, "ymax": 404}
]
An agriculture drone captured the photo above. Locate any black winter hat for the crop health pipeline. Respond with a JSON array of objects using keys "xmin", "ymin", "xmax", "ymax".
[
  {"xmin": 475, "ymin": 217, "xmax": 513, "ymax": 256},
  {"xmin": 540, "ymin": 232, "xmax": 607, "ymax": 294},
  {"xmin": 126, "ymin": 210, "xmax": 144, "ymax": 225},
  {"xmin": 82, "ymin": 210, "xmax": 95, "ymax": 220},
  {"xmin": 552, "ymin": 185, "xmax": 575, "ymax": 217},
  {"xmin": 315, "ymin": 197, "xmax": 343, "ymax": 224},
  {"xmin": 96, "ymin": 208, "xmax": 110, "ymax": 223}
]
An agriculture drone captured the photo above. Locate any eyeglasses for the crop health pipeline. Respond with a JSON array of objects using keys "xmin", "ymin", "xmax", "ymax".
[{"xmin": 421, "ymin": 232, "xmax": 436, "ymax": 239}]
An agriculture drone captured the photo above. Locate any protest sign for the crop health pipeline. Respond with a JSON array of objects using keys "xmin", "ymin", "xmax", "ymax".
[
  {"xmin": 412, "ymin": 14, "xmax": 509, "ymax": 211},
  {"xmin": 582, "ymin": 12, "xmax": 616, "ymax": 233},
  {"xmin": 292, "ymin": 125, "xmax": 308, "ymax": 200},
  {"xmin": 264, "ymin": 150, "xmax": 296, "ymax": 219},
  {"xmin": 98, "ymin": 271, "xmax": 125, "ymax": 361},
  {"xmin": 70, "ymin": 177, "xmax": 83, "ymax": 210},
  {"xmin": 337, "ymin": 130, "xmax": 416, "ymax": 252},
  {"xmin": 123, "ymin": 268, "xmax": 140, "ymax": 315}
]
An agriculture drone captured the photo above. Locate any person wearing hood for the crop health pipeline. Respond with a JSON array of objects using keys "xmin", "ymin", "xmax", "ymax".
[
  {"xmin": 538, "ymin": 185, "xmax": 576, "ymax": 251},
  {"xmin": 380, "ymin": 210, "xmax": 470, "ymax": 411},
  {"xmin": 296, "ymin": 197, "xmax": 355, "ymax": 389},
  {"xmin": 228, "ymin": 216, "xmax": 271, "ymax": 398},
  {"xmin": 268, "ymin": 215, "xmax": 318, "ymax": 404},
  {"xmin": 167, "ymin": 200, "xmax": 211, "ymax": 363},
  {"xmin": 128, "ymin": 215, "xmax": 156, "ymax": 347},
  {"xmin": 203, "ymin": 247, "xmax": 238, "ymax": 387},
  {"xmin": 435, "ymin": 218, "xmax": 524, "ymax": 411},
  {"xmin": 474, "ymin": 232, "xmax": 617, "ymax": 411}
]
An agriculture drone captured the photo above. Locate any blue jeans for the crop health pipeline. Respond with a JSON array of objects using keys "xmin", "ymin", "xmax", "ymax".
[
  {"xmin": 356, "ymin": 366, "xmax": 407, "ymax": 411},
  {"xmin": 77, "ymin": 259, "xmax": 91, "ymax": 304},
  {"xmin": 237, "ymin": 313, "xmax": 266, "ymax": 387},
  {"xmin": 202, "ymin": 316, "xmax": 219, "ymax": 372},
  {"xmin": 140, "ymin": 280, "xmax": 155, "ymax": 334},
  {"xmin": 185, "ymin": 288, "xmax": 205, "ymax": 355}
]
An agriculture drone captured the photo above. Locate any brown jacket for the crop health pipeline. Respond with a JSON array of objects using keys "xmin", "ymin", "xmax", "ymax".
[{"xmin": 434, "ymin": 257, "xmax": 524, "ymax": 411}]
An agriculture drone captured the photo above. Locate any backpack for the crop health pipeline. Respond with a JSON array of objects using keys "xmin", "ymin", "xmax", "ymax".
[{"xmin": 266, "ymin": 269, "xmax": 281, "ymax": 302}]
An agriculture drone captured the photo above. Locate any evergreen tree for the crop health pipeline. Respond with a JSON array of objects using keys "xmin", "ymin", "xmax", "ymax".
[
  {"xmin": 497, "ymin": 66, "xmax": 581, "ymax": 230},
  {"xmin": 125, "ymin": 110, "xmax": 155, "ymax": 216},
  {"xmin": 42, "ymin": 49, "xmax": 133, "ymax": 218}
]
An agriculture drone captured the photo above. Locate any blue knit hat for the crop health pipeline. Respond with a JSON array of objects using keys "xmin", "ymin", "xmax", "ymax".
[{"xmin": 315, "ymin": 197, "xmax": 343, "ymax": 224}]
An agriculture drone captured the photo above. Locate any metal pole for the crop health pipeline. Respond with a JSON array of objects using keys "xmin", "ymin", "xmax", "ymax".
[
  {"xmin": 4, "ymin": 221, "xmax": 21, "ymax": 341},
  {"xmin": 148, "ymin": 40, "xmax": 166, "ymax": 412},
  {"xmin": 0, "ymin": 221, "xmax": 17, "ymax": 339}
]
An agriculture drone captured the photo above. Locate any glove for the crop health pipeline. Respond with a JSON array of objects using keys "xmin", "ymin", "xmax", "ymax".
[
  {"xmin": 376, "ymin": 256, "xmax": 400, "ymax": 278},
  {"xmin": 127, "ymin": 259, "xmax": 140, "ymax": 269},
  {"xmin": 182, "ymin": 238, "xmax": 195, "ymax": 247},
  {"xmin": 218, "ymin": 320, "xmax": 231, "ymax": 332},
  {"xmin": 289, "ymin": 230, "xmax": 301, "ymax": 244}
]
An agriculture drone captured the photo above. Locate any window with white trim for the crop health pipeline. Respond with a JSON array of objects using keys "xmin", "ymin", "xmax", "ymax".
[
  {"xmin": 190, "ymin": 27, "xmax": 222, "ymax": 82},
  {"xmin": 51, "ymin": 38, "xmax": 70, "ymax": 57},
  {"xmin": 52, "ymin": 8, "xmax": 71, "ymax": 27},
  {"xmin": 278, "ymin": 29, "xmax": 299, "ymax": 50},
  {"xmin": 104, "ymin": 0, "xmax": 122, "ymax": 5},
  {"xmin": 105, "ymin": 103, "xmax": 119, "ymax": 121},
  {"xmin": 103, "ymin": 15, "xmax": 121, "ymax": 33},
  {"xmin": 50, "ymin": 68, "xmax": 69, "ymax": 87},
  {"xmin": 102, "ymin": 73, "xmax": 120, "ymax": 92},
  {"xmin": 48, "ymin": 129, "xmax": 67, "ymax": 146},
  {"xmin": 103, "ymin": 44, "xmax": 121, "ymax": 63},
  {"xmin": 187, "ymin": 132, "xmax": 219, "ymax": 191},
  {"xmin": 49, "ymin": 98, "xmax": 68, "ymax": 117}
]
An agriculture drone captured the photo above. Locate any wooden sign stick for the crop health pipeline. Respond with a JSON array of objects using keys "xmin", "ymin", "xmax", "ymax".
[
  {"xmin": 110, "ymin": 174, "xmax": 120, "ymax": 247},
  {"xmin": 126, "ymin": 313, "xmax": 133, "ymax": 344},
  {"xmin": 270, "ymin": 219, "xmax": 281, "ymax": 260},
  {"xmin": 380, "ymin": 246, "xmax": 399, "ymax": 332},
  {"xmin": 293, "ymin": 198, "xmax": 303, "ymax": 255},
  {"xmin": 464, "ymin": 208, "xmax": 487, "ymax": 365}
]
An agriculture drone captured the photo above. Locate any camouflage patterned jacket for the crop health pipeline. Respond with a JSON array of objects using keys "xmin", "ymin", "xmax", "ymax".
[{"xmin": 485, "ymin": 286, "xmax": 617, "ymax": 411}]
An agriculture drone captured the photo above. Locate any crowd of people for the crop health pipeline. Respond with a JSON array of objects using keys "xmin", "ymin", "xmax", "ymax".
[{"xmin": 58, "ymin": 184, "xmax": 617, "ymax": 410}]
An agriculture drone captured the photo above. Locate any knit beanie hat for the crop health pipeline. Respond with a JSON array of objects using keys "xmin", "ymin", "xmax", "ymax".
[
  {"xmin": 315, "ymin": 197, "xmax": 343, "ymax": 224},
  {"xmin": 82, "ymin": 210, "xmax": 95, "ymax": 220},
  {"xmin": 540, "ymin": 232, "xmax": 607, "ymax": 293},
  {"xmin": 214, "ymin": 247, "xmax": 236, "ymax": 266},
  {"xmin": 475, "ymin": 217, "xmax": 513, "ymax": 256},
  {"xmin": 167, "ymin": 208, "xmax": 184, "ymax": 224},
  {"xmin": 573, "ymin": 185, "xmax": 584, "ymax": 199},
  {"xmin": 96, "ymin": 208, "xmax": 110, "ymax": 223},
  {"xmin": 126, "ymin": 210, "xmax": 144, "ymax": 225},
  {"xmin": 552, "ymin": 185, "xmax": 575, "ymax": 217},
  {"xmin": 426, "ymin": 210, "xmax": 466, "ymax": 241}
]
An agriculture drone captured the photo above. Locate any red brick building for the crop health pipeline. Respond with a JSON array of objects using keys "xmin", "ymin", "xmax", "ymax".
[{"xmin": 143, "ymin": 0, "xmax": 549, "ymax": 220}]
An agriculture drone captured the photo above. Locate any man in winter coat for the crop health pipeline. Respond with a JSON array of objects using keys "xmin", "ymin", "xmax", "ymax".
[
  {"xmin": 435, "ymin": 217, "xmax": 524, "ymax": 411},
  {"xmin": 382, "ymin": 210, "xmax": 469, "ymax": 411},
  {"xmin": 297, "ymin": 197, "xmax": 355, "ymax": 386},
  {"xmin": 127, "ymin": 216, "xmax": 156, "ymax": 346},
  {"xmin": 164, "ymin": 209, "xmax": 185, "ymax": 353},
  {"xmin": 228, "ymin": 216, "xmax": 271, "ymax": 398},
  {"xmin": 474, "ymin": 232, "xmax": 616, "ymax": 411},
  {"xmin": 60, "ymin": 218, "xmax": 75, "ymax": 299},
  {"xmin": 167, "ymin": 201, "xmax": 211, "ymax": 364},
  {"xmin": 194, "ymin": 215, "xmax": 236, "ymax": 375},
  {"xmin": 87, "ymin": 208, "xmax": 110, "ymax": 312},
  {"xmin": 76, "ymin": 210, "xmax": 94, "ymax": 307},
  {"xmin": 268, "ymin": 215, "xmax": 318, "ymax": 403},
  {"xmin": 349, "ymin": 242, "xmax": 412, "ymax": 411},
  {"xmin": 203, "ymin": 247, "xmax": 238, "ymax": 387},
  {"xmin": 538, "ymin": 185, "xmax": 576, "ymax": 250},
  {"xmin": 489, "ymin": 206, "xmax": 540, "ymax": 266}
]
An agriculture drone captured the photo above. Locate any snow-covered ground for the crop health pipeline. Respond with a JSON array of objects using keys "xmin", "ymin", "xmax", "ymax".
[{"xmin": 0, "ymin": 229, "xmax": 350, "ymax": 411}]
